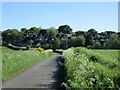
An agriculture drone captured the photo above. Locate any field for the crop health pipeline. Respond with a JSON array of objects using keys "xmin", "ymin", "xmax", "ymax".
[
  {"xmin": 62, "ymin": 47, "xmax": 120, "ymax": 88},
  {"xmin": 93, "ymin": 49, "xmax": 119, "ymax": 60},
  {"xmin": 2, "ymin": 47, "xmax": 53, "ymax": 81}
]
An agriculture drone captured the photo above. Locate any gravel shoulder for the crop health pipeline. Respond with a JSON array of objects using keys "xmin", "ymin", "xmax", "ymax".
[{"xmin": 2, "ymin": 53, "xmax": 64, "ymax": 89}]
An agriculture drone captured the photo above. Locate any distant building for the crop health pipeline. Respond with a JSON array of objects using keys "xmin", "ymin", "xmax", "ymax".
[{"xmin": 60, "ymin": 34, "xmax": 72, "ymax": 39}]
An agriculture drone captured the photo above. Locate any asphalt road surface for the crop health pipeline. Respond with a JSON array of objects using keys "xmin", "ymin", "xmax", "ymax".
[{"xmin": 2, "ymin": 53, "xmax": 64, "ymax": 89}]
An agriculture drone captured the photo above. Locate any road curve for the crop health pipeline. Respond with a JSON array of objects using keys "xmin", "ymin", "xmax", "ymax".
[{"xmin": 2, "ymin": 53, "xmax": 64, "ymax": 89}]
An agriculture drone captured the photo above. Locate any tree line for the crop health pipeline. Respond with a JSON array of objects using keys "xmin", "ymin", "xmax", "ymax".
[{"xmin": 1, "ymin": 25, "xmax": 120, "ymax": 50}]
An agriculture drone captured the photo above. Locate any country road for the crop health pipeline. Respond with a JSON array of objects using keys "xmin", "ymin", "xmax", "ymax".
[{"xmin": 2, "ymin": 53, "xmax": 64, "ymax": 89}]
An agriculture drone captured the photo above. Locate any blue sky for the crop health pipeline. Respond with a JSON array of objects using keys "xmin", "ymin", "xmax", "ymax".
[{"xmin": 2, "ymin": 2, "xmax": 118, "ymax": 32}]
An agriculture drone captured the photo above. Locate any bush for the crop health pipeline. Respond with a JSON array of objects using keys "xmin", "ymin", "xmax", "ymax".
[
  {"xmin": 105, "ymin": 34, "xmax": 120, "ymax": 49},
  {"xmin": 93, "ymin": 41, "xmax": 103, "ymax": 49},
  {"xmin": 87, "ymin": 45, "xmax": 94, "ymax": 49},
  {"xmin": 26, "ymin": 45, "xmax": 31, "ymax": 50}
]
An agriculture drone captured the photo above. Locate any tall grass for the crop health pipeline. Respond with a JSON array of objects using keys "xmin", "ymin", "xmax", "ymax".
[
  {"xmin": 2, "ymin": 47, "xmax": 53, "ymax": 81},
  {"xmin": 62, "ymin": 47, "xmax": 120, "ymax": 88}
]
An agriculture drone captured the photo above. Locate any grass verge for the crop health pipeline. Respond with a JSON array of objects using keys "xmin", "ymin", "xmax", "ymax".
[
  {"xmin": 62, "ymin": 47, "xmax": 120, "ymax": 88},
  {"xmin": 2, "ymin": 47, "xmax": 53, "ymax": 81}
]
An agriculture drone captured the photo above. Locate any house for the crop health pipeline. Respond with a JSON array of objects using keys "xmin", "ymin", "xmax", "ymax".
[{"xmin": 60, "ymin": 34, "xmax": 72, "ymax": 39}]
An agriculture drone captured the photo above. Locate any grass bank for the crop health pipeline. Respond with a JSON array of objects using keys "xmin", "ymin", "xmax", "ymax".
[{"xmin": 2, "ymin": 47, "xmax": 53, "ymax": 81}]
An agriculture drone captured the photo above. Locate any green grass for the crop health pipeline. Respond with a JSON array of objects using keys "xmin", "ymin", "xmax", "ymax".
[
  {"xmin": 2, "ymin": 46, "xmax": 53, "ymax": 81},
  {"xmin": 93, "ymin": 49, "xmax": 119, "ymax": 59},
  {"xmin": 62, "ymin": 47, "xmax": 120, "ymax": 88}
]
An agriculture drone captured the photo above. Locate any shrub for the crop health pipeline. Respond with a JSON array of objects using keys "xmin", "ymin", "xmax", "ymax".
[
  {"xmin": 26, "ymin": 45, "xmax": 31, "ymax": 50},
  {"xmin": 87, "ymin": 45, "xmax": 94, "ymax": 49}
]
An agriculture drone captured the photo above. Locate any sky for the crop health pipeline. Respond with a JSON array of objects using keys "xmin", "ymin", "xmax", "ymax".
[{"xmin": 2, "ymin": 2, "xmax": 118, "ymax": 32}]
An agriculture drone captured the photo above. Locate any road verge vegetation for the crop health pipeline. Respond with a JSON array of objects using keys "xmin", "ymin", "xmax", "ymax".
[
  {"xmin": 62, "ymin": 47, "xmax": 120, "ymax": 88},
  {"xmin": 2, "ymin": 47, "xmax": 53, "ymax": 81}
]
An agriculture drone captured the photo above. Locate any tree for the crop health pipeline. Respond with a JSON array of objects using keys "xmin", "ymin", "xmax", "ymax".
[
  {"xmin": 75, "ymin": 36, "xmax": 85, "ymax": 47},
  {"xmin": 93, "ymin": 41, "xmax": 103, "ymax": 49},
  {"xmin": 29, "ymin": 27, "xmax": 41, "ymax": 33},
  {"xmin": 39, "ymin": 29, "xmax": 47, "ymax": 35},
  {"xmin": 68, "ymin": 37, "xmax": 76, "ymax": 48},
  {"xmin": 21, "ymin": 28, "xmax": 28, "ymax": 33},
  {"xmin": 60, "ymin": 39, "xmax": 68, "ymax": 50},
  {"xmin": 105, "ymin": 34, "xmax": 120, "ymax": 49},
  {"xmin": 47, "ymin": 27, "xmax": 56, "ymax": 38},
  {"xmin": 15, "ymin": 32, "xmax": 24, "ymax": 42},
  {"xmin": 68, "ymin": 36, "xmax": 85, "ymax": 48},
  {"xmin": 100, "ymin": 32, "xmax": 107, "ymax": 36},
  {"xmin": 0, "ymin": 31, "xmax": 2, "ymax": 45},
  {"xmin": 27, "ymin": 39, "xmax": 33, "ymax": 46},
  {"xmin": 85, "ymin": 28, "xmax": 98, "ymax": 47},
  {"xmin": 48, "ymin": 27, "xmax": 56, "ymax": 32},
  {"xmin": 52, "ymin": 37, "xmax": 60, "ymax": 50},
  {"xmin": 75, "ymin": 30, "xmax": 86, "ymax": 37},
  {"xmin": 85, "ymin": 34, "xmax": 94, "ymax": 46},
  {"xmin": 2, "ymin": 29, "xmax": 19, "ymax": 43},
  {"xmin": 117, "ymin": 32, "xmax": 120, "ymax": 37},
  {"xmin": 88, "ymin": 28, "xmax": 98, "ymax": 35},
  {"xmin": 105, "ymin": 31, "xmax": 115, "ymax": 37},
  {"xmin": 58, "ymin": 25, "xmax": 72, "ymax": 34}
]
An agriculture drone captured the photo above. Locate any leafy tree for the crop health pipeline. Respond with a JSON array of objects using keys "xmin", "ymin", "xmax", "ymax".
[
  {"xmin": 93, "ymin": 41, "xmax": 103, "ymax": 49},
  {"xmin": 60, "ymin": 39, "xmax": 68, "ymax": 49},
  {"xmin": 2, "ymin": 29, "xmax": 19, "ymax": 43},
  {"xmin": 21, "ymin": 28, "xmax": 28, "ymax": 33},
  {"xmin": 58, "ymin": 25, "xmax": 72, "ymax": 34},
  {"xmin": 29, "ymin": 27, "xmax": 41, "ymax": 33},
  {"xmin": 48, "ymin": 27, "xmax": 56, "ymax": 32},
  {"xmin": 117, "ymin": 32, "xmax": 120, "ymax": 37},
  {"xmin": 68, "ymin": 37, "xmax": 76, "ymax": 48},
  {"xmin": 68, "ymin": 36, "xmax": 85, "ymax": 48},
  {"xmin": 39, "ymin": 29, "xmax": 47, "ymax": 35},
  {"xmin": 47, "ymin": 27, "xmax": 56, "ymax": 38},
  {"xmin": 100, "ymin": 32, "xmax": 107, "ymax": 36},
  {"xmin": 88, "ymin": 28, "xmax": 98, "ymax": 36},
  {"xmin": 105, "ymin": 31, "xmax": 115, "ymax": 37},
  {"xmin": 27, "ymin": 39, "xmax": 33, "ymax": 46},
  {"xmin": 52, "ymin": 37, "xmax": 60, "ymax": 50},
  {"xmin": 15, "ymin": 32, "xmax": 24, "ymax": 42},
  {"xmin": 85, "ymin": 28, "xmax": 98, "ymax": 47},
  {"xmin": 85, "ymin": 34, "xmax": 94, "ymax": 46},
  {"xmin": 0, "ymin": 31, "xmax": 2, "ymax": 45},
  {"xmin": 105, "ymin": 34, "xmax": 120, "ymax": 49},
  {"xmin": 75, "ymin": 36, "xmax": 85, "ymax": 47},
  {"xmin": 75, "ymin": 30, "xmax": 86, "ymax": 37},
  {"xmin": 2, "ymin": 25, "xmax": 120, "ymax": 50}
]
